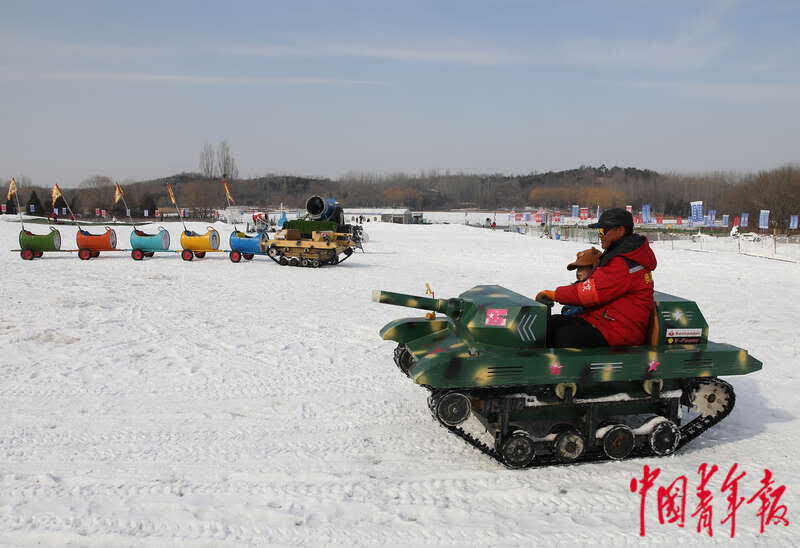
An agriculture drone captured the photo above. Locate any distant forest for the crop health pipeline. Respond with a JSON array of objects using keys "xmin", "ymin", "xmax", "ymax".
[{"xmin": 4, "ymin": 164, "xmax": 800, "ymax": 229}]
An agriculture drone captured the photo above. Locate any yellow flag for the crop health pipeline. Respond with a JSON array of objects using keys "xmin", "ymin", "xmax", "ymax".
[
  {"xmin": 51, "ymin": 183, "xmax": 63, "ymax": 205},
  {"xmin": 167, "ymin": 183, "xmax": 177, "ymax": 205},
  {"xmin": 114, "ymin": 183, "xmax": 124, "ymax": 204},
  {"xmin": 222, "ymin": 180, "xmax": 234, "ymax": 204},
  {"xmin": 7, "ymin": 177, "xmax": 16, "ymax": 200}
]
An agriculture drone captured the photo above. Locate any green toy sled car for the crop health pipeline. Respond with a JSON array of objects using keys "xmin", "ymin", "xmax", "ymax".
[{"xmin": 373, "ymin": 285, "xmax": 762, "ymax": 468}]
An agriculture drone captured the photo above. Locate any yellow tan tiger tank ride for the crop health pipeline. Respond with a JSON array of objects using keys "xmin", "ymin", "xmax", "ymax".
[{"xmin": 262, "ymin": 196, "xmax": 357, "ymax": 267}]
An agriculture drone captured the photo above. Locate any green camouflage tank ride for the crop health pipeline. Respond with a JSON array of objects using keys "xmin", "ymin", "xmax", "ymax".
[{"xmin": 373, "ymin": 285, "xmax": 762, "ymax": 468}]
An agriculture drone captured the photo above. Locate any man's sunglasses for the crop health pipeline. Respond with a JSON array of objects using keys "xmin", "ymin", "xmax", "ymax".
[{"xmin": 598, "ymin": 226, "xmax": 618, "ymax": 236}]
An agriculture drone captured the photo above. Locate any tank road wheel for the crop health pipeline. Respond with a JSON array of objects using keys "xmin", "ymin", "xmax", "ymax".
[
  {"xmin": 289, "ymin": 257, "xmax": 300, "ymax": 267},
  {"xmin": 344, "ymin": 247, "xmax": 354, "ymax": 256},
  {"xmin": 601, "ymin": 425, "xmax": 635, "ymax": 460},
  {"xmin": 78, "ymin": 249, "xmax": 92, "ymax": 260},
  {"xmin": 686, "ymin": 379, "xmax": 732, "ymax": 418},
  {"xmin": 267, "ymin": 246, "xmax": 280, "ymax": 258},
  {"xmin": 553, "ymin": 430, "xmax": 586, "ymax": 462},
  {"xmin": 229, "ymin": 250, "xmax": 242, "ymax": 263},
  {"xmin": 330, "ymin": 254, "xmax": 339, "ymax": 265},
  {"xmin": 21, "ymin": 249, "xmax": 35, "ymax": 260},
  {"xmin": 434, "ymin": 391, "xmax": 472, "ymax": 427},
  {"xmin": 33, "ymin": 251, "xmax": 43, "ymax": 258},
  {"xmin": 144, "ymin": 251, "xmax": 154, "ymax": 257},
  {"xmin": 649, "ymin": 420, "xmax": 681, "ymax": 456},
  {"xmin": 311, "ymin": 259, "xmax": 320, "ymax": 268},
  {"xmin": 195, "ymin": 251, "xmax": 206, "ymax": 258},
  {"xmin": 393, "ymin": 344, "xmax": 414, "ymax": 376},
  {"xmin": 131, "ymin": 249, "xmax": 144, "ymax": 261},
  {"xmin": 300, "ymin": 257, "xmax": 309, "ymax": 267},
  {"xmin": 279, "ymin": 257, "xmax": 288, "ymax": 266},
  {"xmin": 499, "ymin": 431, "xmax": 536, "ymax": 469},
  {"xmin": 181, "ymin": 249, "xmax": 194, "ymax": 261},
  {"xmin": 243, "ymin": 253, "xmax": 254, "ymax": 260}
]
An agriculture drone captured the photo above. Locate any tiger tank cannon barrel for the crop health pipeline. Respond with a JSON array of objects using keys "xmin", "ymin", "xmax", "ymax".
[{"xmin": 372, "ymin": 290, "xmax": 464, "ymax": 319}]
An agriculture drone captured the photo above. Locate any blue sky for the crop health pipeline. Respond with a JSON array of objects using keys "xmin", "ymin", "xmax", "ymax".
[{"xmin": 2, "ymin": 0, "xmax": 799, "ymax": 186}]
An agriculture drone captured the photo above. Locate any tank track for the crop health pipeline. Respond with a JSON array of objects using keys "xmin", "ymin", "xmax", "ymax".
[
  {"xmin": 265, "ymin": 246, "xmax": 354, "ymax": 267},
  {"xmin": 427, "ymin": 378, "xmax": 735, "ymax": 468}
]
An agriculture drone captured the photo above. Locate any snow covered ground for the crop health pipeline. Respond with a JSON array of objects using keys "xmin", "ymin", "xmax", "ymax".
[{"xmin": 1, "ymin": 220, "xmax": 797, "ymax": 546}]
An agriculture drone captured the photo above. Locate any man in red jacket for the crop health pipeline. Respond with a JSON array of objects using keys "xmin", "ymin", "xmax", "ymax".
[{"xmin": 536, "ymin": 208, "xmax": 657, "ymax": 347}]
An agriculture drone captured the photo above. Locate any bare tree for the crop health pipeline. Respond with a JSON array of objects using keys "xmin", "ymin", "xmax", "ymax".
[
  {"xmin": 199, "ymin": 143, "xmax": 215, "ymax": 178},
  {"xmin": 216, "ymin": 140, "xmax": 239, "ymax": 180}
]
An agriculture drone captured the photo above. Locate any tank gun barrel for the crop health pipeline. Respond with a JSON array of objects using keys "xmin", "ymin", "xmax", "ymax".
[
  {"xmin": 372, "ymin": 290, "xmax": 463, "ymax": 318},
  {"xmin": 306, "ymin": 195, "xmax": 341, "ymax": 221}
]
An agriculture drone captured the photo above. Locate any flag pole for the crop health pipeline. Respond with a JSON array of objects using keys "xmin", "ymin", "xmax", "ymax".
[
  {"xmin": 116, "ymin": 183, "xmax": 137, "ymax": 229},
  {"xmin": 222, "ymin": 178, "xmax": 237, "ymax": 232},
  {"xmin": 54, "ymin": 184, "xmax": 82, "ymax": 231},
  {"xmin": 11, "ymin": 178, "xmax": 25, "ymax": 231},
  {"xmin": 167, "ymin": 184, "xmax": 187, "ymax": 232}
]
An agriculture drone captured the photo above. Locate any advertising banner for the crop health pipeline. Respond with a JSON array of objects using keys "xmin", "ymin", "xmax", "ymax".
[
  {"xmin": 571, "ymin": 204, "xmax": 579, "ymax": 218},
  {"xmin": 1, "ymin": 204, "xmax": 5, "ymax": 213},
  {"xmin": 144, "ymin": 209, "xmax": 149, "ymax": 217},
  {"xmin": 690, "ymin": 201, "xmax": 703, "ymax": 223},
  {"xmin": 579, "ymin": 207, "xmax": 589, "ymax": 220},
  {"xmin": 95, "ymin": 208, "xmax": 100, "ymax": 216},
  {"xmin": 741, "ymin": 212, "xmax": 749, "ymax": 227},
  {"xmin": 790, "ymin": 215, "xmax": 798, "ymax": 230},
  {"xmin": 656, "ymin": 215, "xmax": 663, "ymax": 224},
  {"xmin": 626, "ymin": 205, "xmax": 633, "ymax": 213},
  {"xmin": 101, "ymin": 209, "xmax": 106, "ymax": 218},
  {"xmin": 759, "ymin": 210, "xmax": 770, "ymax": 229},
  {"xmin": 722, "ymin": 214, "xmax": 729, "ymax": 227},
  {"xmin": 155, "ymin": 209, "xmax": 160, "ymax": 217}
]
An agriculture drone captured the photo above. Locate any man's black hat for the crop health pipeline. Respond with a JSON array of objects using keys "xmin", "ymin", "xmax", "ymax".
[{"xmin": 588, "ymin": 207, "xmax": 634, "ymax": 229}]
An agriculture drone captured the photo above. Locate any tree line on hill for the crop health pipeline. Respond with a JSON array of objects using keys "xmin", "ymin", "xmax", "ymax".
[{"xmin": 4, "ymin": 164, "xmax": 799, "ymax": 229}]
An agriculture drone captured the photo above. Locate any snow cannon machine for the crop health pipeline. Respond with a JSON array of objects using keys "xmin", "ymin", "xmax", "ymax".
[
  {"xmin": 130, "ymin": 226, "xmax": 171, "ymax": 260},
  {"xmin": 264, "ymin": 195, "xmax": 356, "ymax": 267},
  {"xmin": 18, "ymin": 227, "xmax": 61, "ymax": 260},
  {"xmin": 179, "ymin": 227, "xmax": 220, "ymax": 261},
  {"xmin": 373, "ymin": 285, "xmax": 762, "ymax": 468},
  {"xmin": 228, "ymin": 230, "xmax": 268, "ymax": 263},
  {"xmin": 76, "ymin": 227, "xmax": 117, "ymax": 260}
]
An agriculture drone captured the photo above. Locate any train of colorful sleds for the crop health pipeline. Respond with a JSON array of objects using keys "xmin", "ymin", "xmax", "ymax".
[
  {"xmin": 373, "ymin": 284, "xmax": 762, "ymax": 468},
  {"xmin": 8, "ymin": 178, "xmax": 362, "ymax": 266}
]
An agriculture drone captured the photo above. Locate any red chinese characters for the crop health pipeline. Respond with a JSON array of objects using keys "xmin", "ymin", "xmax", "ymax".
[{"xmin": 630, "ymin": 463, "xmax": 789, "ymax": 538}]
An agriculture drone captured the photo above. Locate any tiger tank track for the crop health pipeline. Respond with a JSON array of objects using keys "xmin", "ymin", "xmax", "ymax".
[{"xmin": 426, "ymin": 378, "xmax": 735, "ymax": 468}]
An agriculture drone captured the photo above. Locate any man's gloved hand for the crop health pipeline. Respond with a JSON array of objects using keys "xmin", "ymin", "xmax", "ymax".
[{"xmin": 535, "ymin": 290, "xmax": 556, "ymax": 304}]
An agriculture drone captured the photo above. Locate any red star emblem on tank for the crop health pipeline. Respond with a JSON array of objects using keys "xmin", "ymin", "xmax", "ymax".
[
  {"xmin": 549, "ymin": 362, "xmax": 563, "ymax": 375},
  {"xmin": 648, "ymin": 360, "xmax": 661, "ymax": 372}
]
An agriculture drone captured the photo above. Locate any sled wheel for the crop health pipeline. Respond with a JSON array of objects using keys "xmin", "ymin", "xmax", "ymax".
[
  {"xmin": 229, "ymin": 250, "xmax": 242, "ymax": 263},
  {"xmin": 144, "ymin": 251, "xmax": 154, "ymax": 257},
  {"xmin": 21, "ymin": 249, "xmax": 34, "ymax": 260},
  {"xmin": 195, "ymin": 251, "xmax": 206, "ymax": 258},
  {"xmin": 289, "ymin": 257, "xmax": 299, "ymax": 267},
  {"xmin": 553, "ymin": 430, "xmax": 586, "ymax": 462},
  {"xmin": 268, "ymin": 246, "xmax": 280, "ymax": 258},
  {"xmin": 435, "ymin": 392, "xmax": 472, "ymax": 426},
  {"xmin": 279, "ymin": 256, "xmax": 288, "ymax": 266},
  {"xmin": 300, "ymin": 258, "xmax": 309, "ymax": 267},
  {"xmin": 181, "ymin": 249, "xmax": 193, "ymax": 261},
  {"xmin": 499, "ymin": 431, "xmax": 536, "ymax": 469},
  {"xmin": 243, "ymin": 253, "xmax": 254, "ymax": 260},
  {"xmin": 649, "ymin": 420, "xmax": 681, "ymax": 456},
  {"xmin": 78, "ymin": 249, "xmax": 92, "ymax": 260},
  {"xmin": 91, "ymin": 250, "xmax": 100, "ymax": 258},
  {"xmin": 602, "ymin": 425, "xmax": 635, "ymax": 460},
  {"xmin": 33, "ymin": 250, "xmax": 43, "ymax": 258},
  {"xmin": 131, "ymin": 249, "xmax": 144, "ymax": 261}
]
